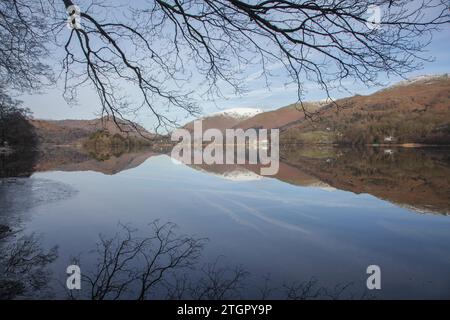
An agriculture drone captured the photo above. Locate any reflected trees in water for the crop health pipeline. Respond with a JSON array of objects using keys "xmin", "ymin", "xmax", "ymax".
[
  {"xmin": 0, "ymin": 228, "xmax": 58, "ymax": 299},
  {"xmin": 68, "ymin": 221, "xmax": 373, "ymax": 300}
]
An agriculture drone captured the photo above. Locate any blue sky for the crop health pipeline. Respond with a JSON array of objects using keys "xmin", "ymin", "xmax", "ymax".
[{"xmin": 19, "ymin": 4, "xmax": 450, "ymax": 130}]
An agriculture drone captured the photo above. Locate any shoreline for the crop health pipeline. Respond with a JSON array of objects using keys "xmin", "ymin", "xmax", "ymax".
[
  {"xmin": 280, "ymin": 142, "xmax": 450, "ymax": 148},
  {"xmin": 368, "ymin": 143, "xmax": 450, "ymax": 148}
]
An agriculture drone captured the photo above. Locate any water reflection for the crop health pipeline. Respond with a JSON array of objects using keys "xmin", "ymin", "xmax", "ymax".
[
  {"xmin": 0, "ymin": 149, "xmax": 37, "ymax": 178},
  {"xmin": 190, "ymin": 146, "xmax": 450, "ymax": 215},
  {"xmin": 0, "ymin": 219, "xmax": 372, "ymax": 300},
  {"xmin": 1, "ymin": 145, "xmax": 450, "ymax": 299},
  {"xmin": 0, "ymin": 229, "xmax": 58, "ymax": 299},
  {"xmin": 66, "ymin": 221, "xmax": 371, "ymax": 300},
  {"xmin": 34, "ymin": 146, "xmax": 160, "ymax": 175},
  {"xmin": 2, "ymin": 145, "xmax": 449, "ymax": 214},
  {"xmin": 281, "ymin": 146, "xmax": 450, "ymax": 215}
]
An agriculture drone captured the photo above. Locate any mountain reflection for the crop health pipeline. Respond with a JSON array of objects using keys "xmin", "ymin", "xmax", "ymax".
[
  {"xmin": 2, "ymin": 145, "xmax": 449, "ymax": 215},
  {"xmin": 281, "ymin": 146, "xmax": 450, "ymax": 215}
]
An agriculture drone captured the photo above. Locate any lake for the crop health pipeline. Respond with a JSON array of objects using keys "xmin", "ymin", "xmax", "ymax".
[{"xmin": 1, "ymin": 146, "xmax": 449, "ymax": 299}]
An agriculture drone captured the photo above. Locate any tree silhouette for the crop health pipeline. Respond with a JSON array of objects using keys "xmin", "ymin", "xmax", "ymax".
[
  {"xmin": 68, "ymin": 221, "xmax": 207, "ymax": 300},
  {"xmin": 0, "ymin": 89, "xmax": 38, "ymax": 149},
  {"xmin": 67, "ymin": 221, "xmax": 374, "ymax": 300},
  {"xmin": 0, "ymin": 1, "xmax": 54, "ymax": 91},
  {"xmin": 1, "ymin": 1, "xmax": 449, "ymax": 131},
  {"xmin": 0, "ymin": 229, "xmax": 58, "ymax": 299}
]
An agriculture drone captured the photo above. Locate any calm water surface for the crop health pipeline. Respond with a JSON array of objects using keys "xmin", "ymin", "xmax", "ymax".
[{"xmin": 1, "ymin": 146, "xmax": 449, "ymax": 299}]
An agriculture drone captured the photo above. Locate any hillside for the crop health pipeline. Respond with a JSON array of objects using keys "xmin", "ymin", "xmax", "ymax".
[
  {"xmin": 234, "ymin": 102, "xmax": 324, "ymax": 130},
  {"xmin": 183, "ymin": 107, "xmax": 263, "ymax": 133},
  {"xmin": 281, "ymin": 74, "xmax": 450, "ymax": 145},
  {"xmin": 30, "ymin": 74, "xmax": 450, "ymax": 147},
  {"xmin": 31, "ymin": 116, "xmax": 153, "ymax": 145},
  {"xmin": 181, "ymin": 74, "xmax": 450, "ymax": 145}
]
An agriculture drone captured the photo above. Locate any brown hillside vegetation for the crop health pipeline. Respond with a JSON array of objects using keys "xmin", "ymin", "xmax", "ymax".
[
  {"xmin": 183, "ymin": 108, "xmax": 262, "ymax": 133},
  {"xmin": 234, "ymin": 102, "xmax": 323, "ymax": 130},
  {"xmin": 31, "ymin": 116, "xmax": 153, "ymax": 145},
  {"xmin": 183, "ymin": 115, "xmax": 244, "ymax": 133},
  {"xmin": 281, "ymin": 74, "xmax": 450, "ymax": 145}
]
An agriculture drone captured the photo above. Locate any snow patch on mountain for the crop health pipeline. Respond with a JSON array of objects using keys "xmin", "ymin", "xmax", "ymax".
[
  {"xmin": 393, "ymin": 74, "xmax": 448, "ymax": 87},
  {"xmin": 197, "ymin": 167, "xmax": 264, "ymax": 181},
  {"xmin": 210, "ymin": 108, "xmax": 263, "ymax": 119},
  {"xmin": 220, "ymin": 169, "xmax": 264, "ymax": 181},
  {"xmin": 308, "ymin": 181, "xmax": 336, "ymax": 191}
]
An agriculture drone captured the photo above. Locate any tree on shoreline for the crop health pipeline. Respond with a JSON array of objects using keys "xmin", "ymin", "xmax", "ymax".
[{"xmin": 0, "ymin": 90, "xmax": 37, "ymax": 148}]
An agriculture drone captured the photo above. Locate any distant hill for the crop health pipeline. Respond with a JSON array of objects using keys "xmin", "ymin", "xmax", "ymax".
[
  {"xmin": 183, "ymin": 107, "xmax": 263, "ymax": 133},
  {"xmin": 31, "ymin": 74, "xmax": 450, "ymax": 147},
  {"xmin": 281, "ymin": 74, "xmax": 450, "ymax": 145},
  {"xmin": 181, "ymin": 74, "xmax": 450, "ymax": 145},
  {"xmin": 31, "ymin": 116, "xmax": 153, "ymax": 145},
  {"xmin": 233, "ymin": 102, "xmax": 324, "ymax": 130}
]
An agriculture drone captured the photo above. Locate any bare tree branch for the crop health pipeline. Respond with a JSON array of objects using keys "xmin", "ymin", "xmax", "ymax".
[
  {"xmin": 2, "ymin": 0, "xmax": 449, "ymax": 131},
  {"xmin": 70, "ymin": 221, "xmax": 207, "ymax": 300}
]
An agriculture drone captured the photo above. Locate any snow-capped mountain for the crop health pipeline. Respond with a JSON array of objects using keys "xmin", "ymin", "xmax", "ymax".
[
  {"xmin": 392, "ymin": 74, "xmax": 448, "ymax": 88},
  {"xmin": 183, "ymin": 107, "xmax": 263, "ymax": 133},
  {"xmin": 210, "ymin": 107, "xmax": 263, "ymax": 119},
  {"xmin": 234, "ymin": 101, "xmax": 324, "ymax": 130}
]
